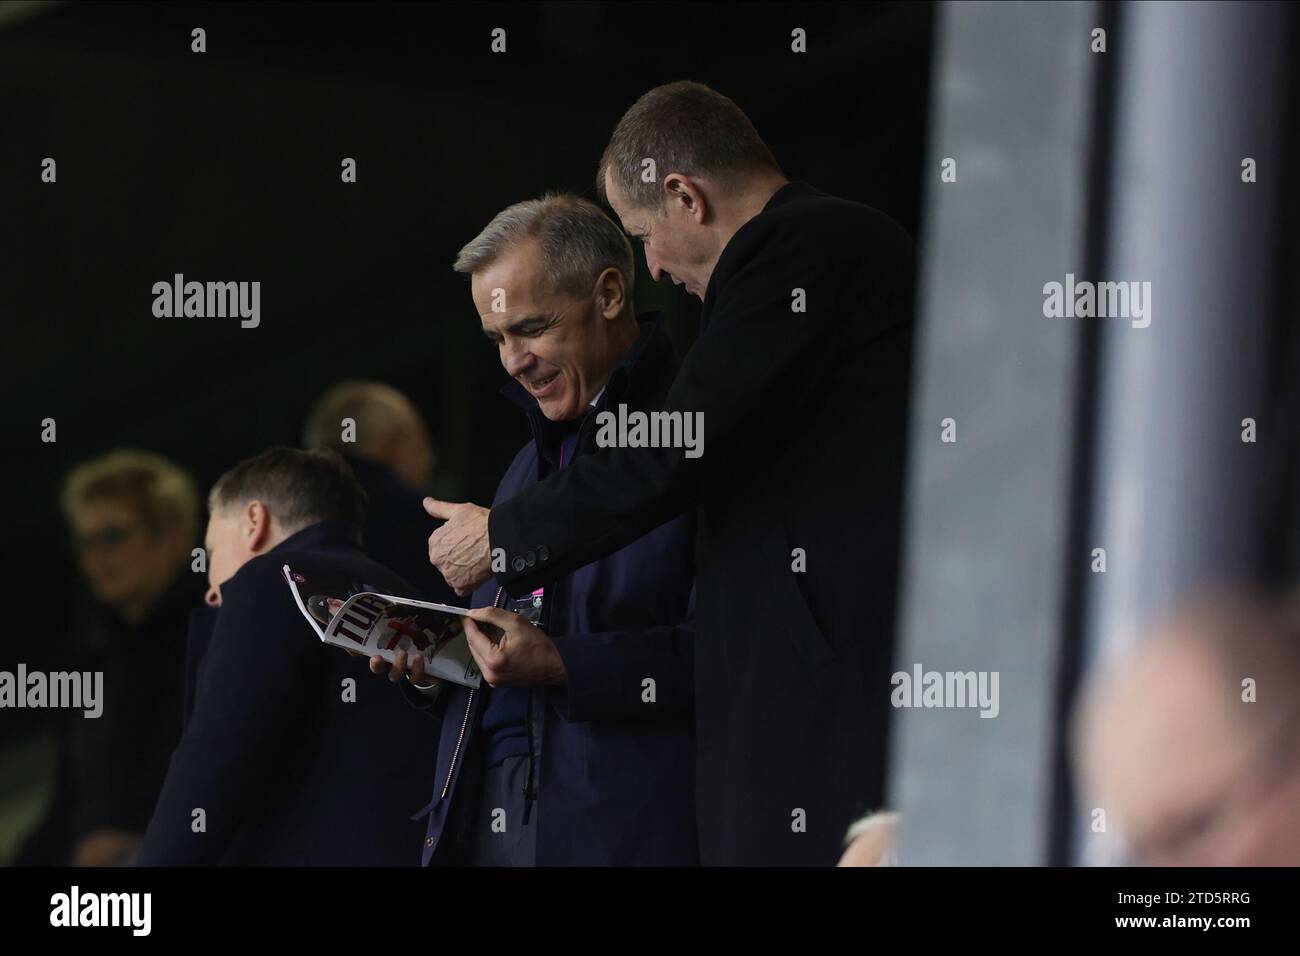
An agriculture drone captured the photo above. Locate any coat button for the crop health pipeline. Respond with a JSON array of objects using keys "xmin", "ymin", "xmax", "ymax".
[
  {"xmin": 537, "ymin": 546, "xmax": 550, "ymax": 561},
  {"xmin": 512, "ymin": 556, "xmax": 526, "ymax": 572},
  {"xmin": 426, "ymin": 837, "xmax": 434, "ymax": 847},
  {"xmin": 525, "ymin": 550, "xmax": 537, "ymax": 567}
]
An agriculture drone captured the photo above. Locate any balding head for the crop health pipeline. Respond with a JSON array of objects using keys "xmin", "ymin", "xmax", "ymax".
[
  {"xmin": 1075, "ymin": 592, "xmax": 1300, "ymax": 865},
  {"xmin": 303, "ymin": 382, "xmax": 434, "ymax": 491}
]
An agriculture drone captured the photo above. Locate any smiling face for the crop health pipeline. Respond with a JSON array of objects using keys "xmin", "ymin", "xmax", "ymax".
[
  {"xmin": 472, "ymin": 238, "xmax": 632, "ymax": 422},
  {"xmin": 604, "ymin": 168, "xmax": 716, "ymax": 300}
]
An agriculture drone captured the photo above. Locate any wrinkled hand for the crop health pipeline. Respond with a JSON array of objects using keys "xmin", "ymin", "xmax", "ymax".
[
  {"xmin": 424, "ymin": 497, "xmax": 492, "ymax": 597},
  {"xmin": 463, "ymin": 606, "xmax": 567, "ymax": 688},
  {"xmin": 363, "ymin": 646, "xmax": 440, "ymax": 690}
]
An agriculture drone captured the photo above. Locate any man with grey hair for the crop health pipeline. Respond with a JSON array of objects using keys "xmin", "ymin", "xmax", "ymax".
[
  {"xmin": 303, "ymin": 382, "xmax": 452, "ymax": 603},
  {"xmin": 381, "ymin": 194, "xmax": 699, "ymax": 866},
  {"xmin": 448, "ymin": 192, "xmax": 644, "ymax": 422},
  {"xmin": 137, "ymin": 447, "xmax": 439, "ymax": 865},
  {"xmin": 425, "ymin": 81, "xmax": 916, "ymax": 865}
]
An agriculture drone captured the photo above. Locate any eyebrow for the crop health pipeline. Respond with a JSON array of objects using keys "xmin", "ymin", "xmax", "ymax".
[{"xmin": 482, "ymin": 313, "xmax": 556, "ymax": 338}]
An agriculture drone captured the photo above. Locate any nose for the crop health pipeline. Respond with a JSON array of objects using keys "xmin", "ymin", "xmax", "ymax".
[
  {"xmin": 501, "ymin": 338, "xmax": 534, "ymax": 378},
  {"xmin": 205, "ymin": 585, "xmax": 221, "ymax": 607},
  {"xmin": 645, "ymin": 251, "xmax": 666, "ymax": 284}
]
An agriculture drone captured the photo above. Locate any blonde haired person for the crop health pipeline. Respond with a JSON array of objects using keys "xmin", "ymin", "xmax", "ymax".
[
  {"xmin": 19, "ymin": 450, "xmax": 202, "ymax": 867},
  {"xmin": 62, "ymin": 450, "xmax": 200, "ymax": 620}
]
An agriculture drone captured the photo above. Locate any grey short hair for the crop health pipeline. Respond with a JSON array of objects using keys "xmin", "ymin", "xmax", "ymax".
[
  {"xmin": 453, "ymin": 193, "xmax": 634, "ymax": 301},
  {"xmin": 597, "ymin": 80, "xmax": 783, "ymax": 210},
  {"xmin": 209, "ymin": 447, "xmax": 367, "ymax": 537}
]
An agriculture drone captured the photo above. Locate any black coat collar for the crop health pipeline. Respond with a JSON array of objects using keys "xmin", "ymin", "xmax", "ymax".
[
  {"xmin": 701, "ymin": 180, "xmax": 820, "ymax": 321},
  {"xmin": 272, "ymin": 520, "xmax": 362, "ymax": 554},
  {"xmin": 763, "ymin": 179, "xmax": 819, "ymax": 211}
]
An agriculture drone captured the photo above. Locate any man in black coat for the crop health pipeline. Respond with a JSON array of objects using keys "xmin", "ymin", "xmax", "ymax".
[
  {"xmin": 426, "ymin": 81, "xmax": 915, "ymax": 865},
  {"xmin": 136, "ymin": 447, "xmax": 439, "ymax": 865}
]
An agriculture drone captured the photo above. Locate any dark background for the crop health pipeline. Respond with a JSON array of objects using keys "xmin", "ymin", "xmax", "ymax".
[{"xmin": 0, "ymin": 1, "xmax": 934, "ymax": 748}]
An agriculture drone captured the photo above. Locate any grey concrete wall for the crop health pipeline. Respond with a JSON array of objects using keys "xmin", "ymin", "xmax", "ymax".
[{"xmin": 890, "ymin": 0, "xmax": 1102, "ymax": 865}]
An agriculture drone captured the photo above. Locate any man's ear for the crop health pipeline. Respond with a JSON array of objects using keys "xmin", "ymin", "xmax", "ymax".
[
  {"xmin": 663, "ymin": 173, "xmax": 708, "ymax": 224},
  {"xmin": 245, "ymin": 500, "xmax": 273, "ymax": 553},
  {"xmin": 593, "ymin": 266, "xmax": 627, "ymax": 321}
]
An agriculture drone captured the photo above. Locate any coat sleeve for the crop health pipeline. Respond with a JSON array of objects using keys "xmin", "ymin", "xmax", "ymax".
[
  {"xmin": 398, "ymin": 676, "xmax": 451, "ymax": 717},
  {"xmin": 547, "ymin": 582, "xmax": 695, "ymax": 722},
  {"xmin": 489, "ymin": 214, "xmax": 857, "ymax": 597},
  {"xmin": 135, "ymin": 569, "xmax": 315, "ymax": 865}
]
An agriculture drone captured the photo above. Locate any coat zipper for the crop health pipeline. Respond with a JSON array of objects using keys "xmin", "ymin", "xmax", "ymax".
[
  {"xmin": 440, "ymin": 585, "xmax": 505, "ymax": 799},
  {"xmin": 440, "ymin": 687, "xmax": 474, "ymax": 798},
  {"xmin": 520, "ymin": 433, "xmax": 576, "ymax": 823}
]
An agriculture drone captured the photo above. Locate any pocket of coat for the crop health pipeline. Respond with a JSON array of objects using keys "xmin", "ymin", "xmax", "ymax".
[{"xmin": 777, "ymin": 525, "xmax": 838, "ymax": 672}]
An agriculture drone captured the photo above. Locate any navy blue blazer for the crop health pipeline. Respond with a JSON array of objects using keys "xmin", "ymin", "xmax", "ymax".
[
  {"xmin": 408, "ymin": 316, "xmax": 699, "ymax": 866},
  {"xmin": 137, "ymin": 521, "xmax": 440, "ymax": 865}
]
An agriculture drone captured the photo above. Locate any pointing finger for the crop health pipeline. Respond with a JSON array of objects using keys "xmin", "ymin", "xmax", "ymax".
[{"xmin": 422, "ymin": 497, "xmax": 458, "ymax": 520}]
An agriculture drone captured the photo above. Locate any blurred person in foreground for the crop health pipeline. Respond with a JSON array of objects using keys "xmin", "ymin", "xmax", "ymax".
[
  {"xmin": 16, "ymin": 450, "xmax": 203, "ymax": 867},
  {"xmin": 1074, "ymin": 591, "xmax": 1300, "ymax": 866},
  {"xmin": 136, "ymin": 447, "xmax": 438, "ymax": 865},
  {"xmin": 303, "ymin": 381, "xmax": 454, "ymax": 604}
]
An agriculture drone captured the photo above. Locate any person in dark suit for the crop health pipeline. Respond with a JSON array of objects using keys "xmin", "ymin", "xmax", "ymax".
[
  {"xmin": 380, "ymin": 195, "xmax": 697, "ymax": 866},
  {"xmin": 136, "ymin": 447, "xmax": 439, "ymax": 865},
  {"xmin": 179, "ymin": 602, "xmax": 219, "ymax": 733},
  {"xmin": 302, "ymin": 382, "xmax": 456, "ymax": 605},
  {"xmin": 424, "ymin": 81, "xmax": 916, "ymax": 866}
]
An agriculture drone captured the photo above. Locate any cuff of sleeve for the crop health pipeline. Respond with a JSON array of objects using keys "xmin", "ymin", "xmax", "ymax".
[
  {"xmin": 399, "ymin": 678, "xmax": 443, "ymax": 712},
  {"xmin": 489, "ymin": 504, "xmax": 551, "ymax": 596},
  {"xmin": 549, "ymin": 634, "xmax": 614, "ymax": 722}
]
